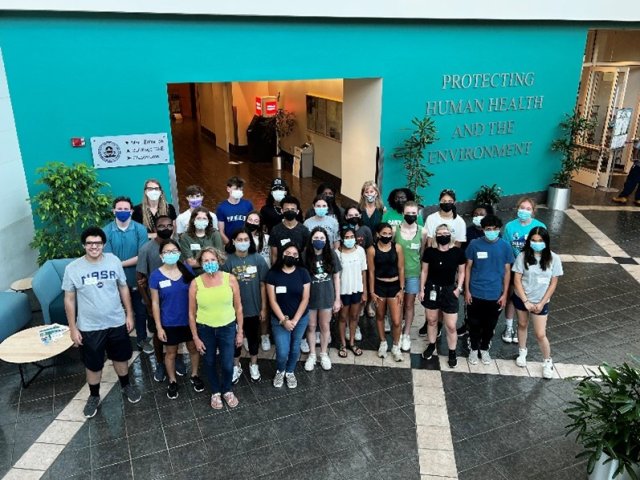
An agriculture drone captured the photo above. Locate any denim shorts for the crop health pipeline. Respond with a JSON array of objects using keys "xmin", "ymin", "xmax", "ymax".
[{"xmin": 404, "ymin": 277, "xmax": 420, "ymax": 295}]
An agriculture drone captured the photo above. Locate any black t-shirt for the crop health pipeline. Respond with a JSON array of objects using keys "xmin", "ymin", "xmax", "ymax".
[
  {"xmin": 421, "ymin": 247, "xmax": 466, "ymax": 286},
  {"xmin": 260, "ymin": 204, "xmax": 304, "ymax": 234},
  {"xmin": 132, "ymin": 203, "xmax": 177, "ymax": 233},
  {"xmin": 268, "ymin": 222, "xmax": 310, "ymax": 254},
  {"xmin": 266, "ymin": 267, "xmax": 311, "ymax": 317}
]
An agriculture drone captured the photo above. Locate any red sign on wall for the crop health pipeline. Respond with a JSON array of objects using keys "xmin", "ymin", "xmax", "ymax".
[{"xmin": 255, "ymin": 96, "xmax": 278, "ymax": 117}]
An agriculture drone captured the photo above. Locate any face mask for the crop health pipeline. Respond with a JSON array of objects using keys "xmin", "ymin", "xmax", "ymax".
[
  {"xmin": 115, "ymin": 210, "xmax": 132, "ymax": 222},
  {"xmin": 530, "ymin": 241, "xmax": 546, "ymax": 252},
  {"xmin": 283, "ymin": 210, "xmax": 297, "ymax": 221},
  {"xmin": 156, "ymin": 228, "xmax": 173, "ymax": 240},
  {"xmin": 347, "ymin": 216, "xmax": 360, "ymax": 226},
  {"xmin": 517, "ymin": 209, "xmax": 532, "ymax": 221},
  {"xmin": 203, "ymin": 261, "xmax": 219, "ymax": 274},
  {"xmin": 146, "ymin": 190, "xmax": 161, "ymax": 202},
  {"xmin": 194, "ymin": 219, "xmax": 209, "ymax": 230},
  {"xmin": 436, "ymin": 235, "xmax": 451, "ymax": 245},
  {"xmin": 246, "ymin": 223, "xmax": 259, "ymax": 232},
  {"xmin": 188, "ymin": 198, "xmax": 203, "ymax": 209},
  {"xmin": 314, "ymin": 207, "xmax": 328, "ymax": 217},
  {"xmin": 365, "ymin": 194, "xmax": 377, "ymax": 203},
  {"xmin": 323, "ymin": 194, "xmax": 334, "ymax": 203},
  {"xmin": 162, "ymin": 252, "xmax": 180, "ymax": 265},
  {"xmin": 343, "ymin": 238, "xmax": 356, "ymax": 249},
  {"xmin": 440, "ymin": 203, "xmax": 454, "ymax": 213},
  {"xmin": 312, "ymin": 239, "xmax": 326, "ymax": 250},
  {"xmin": 404, "ymin": 214, "xmax": 417, "ymax": 225},
  {"xmin": 485, "ymin": 230, "xmax": 500, "ymax": 241},
  {"xmin": 283, "ymin": 255, "xmax": 298, "ymax": 267},
  {"xmin": 230, "ymin": 190, "xmax": 243, "ymax": 200},
  {"xmin": 379, "ymin": 235, "xmax": 392, "ymax": 244},
  {"xmin": 235, "ymin": 241, "xmax": 250, "ymax": 252},
  {"xmin": 272, "ymin": 190, "xmax": 286, "ymax": 202},
  {"xmin": 472, "ymin": 216, "xmax": 484, "ymax": 227}
]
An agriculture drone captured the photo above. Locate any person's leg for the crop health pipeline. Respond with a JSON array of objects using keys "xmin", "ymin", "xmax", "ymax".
[
  {"xmin": 198, "ymin": 324, "xmax": 221, "ymax": 394},
  {"xmin": 532, "ymin": 314, "xmax": 550, "ymax": 359},
  {"xmin": 388, "ymin": 297, "xmax": 402, "ymax": 346},
  {"xmin": 502, "ymin": 285, "xmax": 515, "ymax": 343},
  {"xmin": 516, "ymin": 309, "xmax": 530, "ymax": 350},
  {"xmin": 287, "ymin": 313, "xmax": 310, "ymax": 372},
  {"xmin": 375, "ymin": 298, "xmax": 387, "ymax": 341},
  {"xmin": 186, "ymin": 341, "xmax": 200, "ymax": 376},
  {"xmin": 218, "ymin": 323, "xmax": 237, "ymax": 394},
  {"xmin": 480, "ymin": 299, "xmax": 501, "ymax": 351},
  {"xmin": 245, "ymin": 316, "xmax": 260, "ymax": 365},
  {"xmin": 348, "ymin": 303, "xmax": 360, "ymax": 346},
  {"xmin": 466, "ymin": 300, "xmax": 482, "ymax": 351},
  {"xmin": 619, "ymin": 165, "xmax": 640, "ymax": 198},
  {"xmin": 338, "ymin": 301, "xmax": 349, "ymax": 347},
  {"xmin": 426, "ymin": 309, "xmax": 439, "ymax": 345},
  {"xmin": 318, "ymin": 309, "xmax": 332, "ymax": 354},
  {"xmin": 164, "ymin": 345, "xmax": 178, "ymax": 382},
  {"xmin": 402, "ymin": 292, "xmax": 416, "ymax": 336},
  {"xmin": 443, "ymin": 313, "xmax": 458, "ymax": 350},
  {"xmin": 306, "ymin": 310, "xmax": 318, "ymax": 356},
  {"xmin": 130, "ymin": 288, "xmax": 149, "ymax": 346},
  {"xmin": 271, "ymin": 317, "xmax": 290, "ymax": 373}
]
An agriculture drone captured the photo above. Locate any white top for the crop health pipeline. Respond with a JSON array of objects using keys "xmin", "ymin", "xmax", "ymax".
[
  {"xmin": 512, "ymin": 251, "xmax": 563, "ymax": 304},
  {"xmin": 176, "ymin": 209, "xmax": 219, "ymax": 234},
  {"xmin": 254, "ymin": 232, "xmax": 271, "ymax": 267},
  {"xmin": 424, "ymin": 212, "xmax": 467, "ymax": 242},
  {"xmin": 335, "ymin": 246, "xmax": 367, "ymax": 295}
]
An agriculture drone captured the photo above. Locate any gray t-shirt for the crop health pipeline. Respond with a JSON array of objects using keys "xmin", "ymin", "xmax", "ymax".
[
  {"xmin": 62, "ymin": 253, "xmax": 128, "ymax": 331},
  {"xmin": 221, "ymin": 253, "xmax": 268, "ymax": 317},
  {"xmin": 512, "ymin": 251, "xmax": 563, "ymax": 304},
  {"xmin": 304, "ymin": 216, "xmax": 340, "ymax": 245},
  {"xmin": 136, "ymin": 239, "xmax": 164, "ymax": 277},
  {"xmin": 307, "ymin": 250, "xmax": 342, "ymax": 310}
]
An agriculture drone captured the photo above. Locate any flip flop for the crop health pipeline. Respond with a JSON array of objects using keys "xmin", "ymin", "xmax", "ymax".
[{"xmin": 349, "ymin": 344, "xmax": 363, "ymax": 356}]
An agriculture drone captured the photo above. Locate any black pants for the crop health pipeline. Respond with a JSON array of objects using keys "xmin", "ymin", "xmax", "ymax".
[
  {"xmin": 467, "ymin": 297, "xmax": 501, "ymax": 351},
  {"xmin": 620, "ymin": 164, "xmax": 640, "ymax": 200},
  {"xmin": 234, "ymin": 315, "xmax": 260, "ymax": 357}
]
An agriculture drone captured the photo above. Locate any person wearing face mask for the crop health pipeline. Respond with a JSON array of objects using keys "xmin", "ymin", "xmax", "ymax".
[
  {"xmin": 190, "ymin": 247, "xmax": 244, "ymax": 409},
  {"xmin": 344, "ymin": 206, "xmax": 374, "ymax": 249},
  {"xmin": 246, "ymin": 211, "xmax": 272, "ymax": 353},
  {"xmin": 149, "ymin": 239, "xmax": 204, "ymax": 399},
  {"xmin": 305, "ymin": 183, "xmax": 344, "ymax": 224},
  {"xmin": 260, "ymin": 178, "xmax": 300, "ymax": 233},
  {"xmin": 512, "ymin": 227, "xmax": 562, "ymax": 379},
  {"xmin": 103, "ymin": 196, "xmax": 150, "ymax": 354},
  {"xmin": 179, "ymin": 207, "xmax": 224, "ymax": 274},
  {"xmin": 216, "ymin": 176, "xmax": 254, "ymax": 245},
  {"xmin": 132, "ymin": 179, "xmax": 177, "ymax": 237},
  {"xmin": 176, "ymin": 185, "xmax": 218, "ymax": 235},
  {"xmin": 425, "ymin": 189, "xmax": 466, "ymax": 248},
  {"xmin": 464, "ymin": 215, "xmax": 514, "ymax": 366},
  {"xmin": 358, "ymin": 181, "xmax": 386, "ymax": 232},
  {"xmin": 382, "ymin": 188, "xmax": 420, "ymax": 230},
  {"xmin": 501, "ymin": 197, "xmax": 546, "ymax": 344},
  {"xmin": 223, "ymin": 228, "xmax": 269, "ymax": 383},
  {"xmin": 304, "ymin": 195, "xmax": 340, "ymax": 249}
]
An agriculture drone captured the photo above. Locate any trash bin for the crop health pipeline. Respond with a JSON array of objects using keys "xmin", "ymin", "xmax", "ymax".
[{"xmin": 293, "ymin": 143, "xmax": 314, "ymax": 178}]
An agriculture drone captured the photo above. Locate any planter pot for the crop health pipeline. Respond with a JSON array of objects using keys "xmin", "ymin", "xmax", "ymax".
[
  {"xmin": 547, "ymin": 184, "xmax": 571, "ymax": 210},
  {"xmin": 589, "ymin": 453, "xmax": 640, "ymax": 480}
]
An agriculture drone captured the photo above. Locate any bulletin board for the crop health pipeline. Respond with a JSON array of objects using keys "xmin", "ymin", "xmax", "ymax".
[{"xmin": 306, "ymin": 94, "xmax": 342, "ymax": 142}]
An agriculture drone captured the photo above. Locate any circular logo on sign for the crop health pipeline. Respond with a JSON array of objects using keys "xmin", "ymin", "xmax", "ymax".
[{"xmin": 97, "ymin": 141, "xmax": 121, "ymax": 163}]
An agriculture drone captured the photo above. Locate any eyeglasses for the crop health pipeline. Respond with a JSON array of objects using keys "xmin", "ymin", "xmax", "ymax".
[
  {"xmin": 85, "ymin": 241, "xmax": 104, "ymax": 247},
  {"xmin": 162, "ymin": 250, "xmax": 180, "ymax": 255},
  {"xmin": 146, "ymin": 187, "xmax": 161, "ymax": 192}
]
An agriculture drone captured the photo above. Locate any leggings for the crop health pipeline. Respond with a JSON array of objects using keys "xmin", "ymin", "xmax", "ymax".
[
  {"xmin": 234, "ymin": 315, "xmax": 260, "ymax": 357},
  {"xmin": 467, "ymin": 297, "xmax": 501, "ymax": 351}
]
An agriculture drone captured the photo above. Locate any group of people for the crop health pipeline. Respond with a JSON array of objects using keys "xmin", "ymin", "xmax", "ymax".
[{"xmin": 62, "ymin": 175, "xmax": 563, "ymax": 418}]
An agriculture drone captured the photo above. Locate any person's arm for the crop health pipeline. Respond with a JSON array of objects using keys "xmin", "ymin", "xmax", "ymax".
[
  {"xmin": 64, "ymin": 290, "xmax": 82, "ymax": 345},
  {"xmin": 270, "ymin": 246, "xmax": 278, "ymax": 265},
  {"xmin": 136, "ymin": 272, "xmax": 152, "ymax": 312},
  {"xmin": 121, "ymin": 256, "xmax": 138, "ymax": 268},
  {"xmin": 230, "ymin": 275, "xmax": 244, "ymax": 347},
  {"xmin": 464, "ymin": 259, "xmax": 473, "ymax": 305},
  {"xmin": 118, "ymin": 283, "xmax": 134, "ymax": 333},
  {"xmin": 189, "ymin": 280, "xmax": 205, "ymax": 353},
  {"xmin": 332, "ymin": 272, "xmax": 341, "ymax": 313},
  {"xmin": 266, "ymin": 283, "xmax": 286, "ymax": 322},
  {"xmin": 396, "ymin": 244, "xmax": 405, "ymax": 304},
  {"xmin": 291, "ymin": 283, "xmax": 310, "ymax": 326},
  {"xmin": 213, "ymin": 231, "xmax": 223, "ymax": 250},
  {"xmin": 179, "ymin": 235, "xmax": 200, "ymax": 268},
  {"xmin": 418, "ymin": 260, "xmax": 429, "ymax": 303},
  {"xmin": 259, "ymin": 282, "xmax": 267, "ymax": 322},
  {"xmin": 218, "ymin": 221, "xmax": 229, "ymax": 245},
  {"xmin": 498, "ymin": 264, "xmax": 511, "ymax": 309},
  {"xmin": 150, "ymin": 287, "xmax": 166, "ymax": 342},
  {"xmin": 454, "ymin": 263, "xmax": 465, "ymax": 298},
  {"xmin": 367, "ymin": 246, "xmax": 379, "ymax": 304}
]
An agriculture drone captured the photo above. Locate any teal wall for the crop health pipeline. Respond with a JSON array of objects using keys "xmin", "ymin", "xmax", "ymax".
[{"xmin": 0, "ymin": 14, "xmax": 588, "ymax": 204}]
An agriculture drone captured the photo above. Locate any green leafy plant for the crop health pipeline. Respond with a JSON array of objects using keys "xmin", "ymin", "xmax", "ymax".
[
  {"xmin": 565, "ymin": 361, "xmax": 640, "ymax": 479},
  {"xmin": 475, "ymin": 184, "xmax": 502, "ymax": 207},
  {"xmin": 551, "ymin": 112, "xmax": 596, "ymax": 188},
  {"xmin": 30, "ymin": 162, "xmax": 113, "ymax": 265},
  {"xmin": 392, "ymin": 115, "xmax": 438, "ymax": 204}
]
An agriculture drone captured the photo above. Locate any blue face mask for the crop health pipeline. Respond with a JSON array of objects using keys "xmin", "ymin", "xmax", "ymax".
[
  {"xmin": 530, "ymin": 241, "xmax": 546, "ymax": 252},
  {"xmin": 343, "ymin": 238, "xmax": 356, "ymax": 249},
  {"xmin": 485, "ymin": 230, "xmax": 500, "ymax": 241},
  {"xmin": 314, "ymin": 207, "xmax": 328, "ymax": 217},
  {"xmin": 312, "ymin": 239, "xmax": 326, "ymax": 250},
  {"xmin": 235, "ymin": 241, "xmax": 250, "ymax": 252},
  {"xmin": 517, "ymin": 209, "xmax": 532, "ymax": 221},
  {"xmin": 115, "ymin": 210, "xmax": 132, "ymax": 222},
  {"xmin": 203, "ymin": 261, "xmax": 219, "ymax": 274},
  {"xmin": 162, "ymin": 252, "xmax": 180, "ymax": 265}
]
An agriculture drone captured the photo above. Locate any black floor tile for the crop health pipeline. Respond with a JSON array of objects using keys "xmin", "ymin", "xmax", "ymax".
[
  {"xmin": 128, "ymin": 427, "xmax": 168, "ymax": 460},
  {"xmin": 163, "ymin": 419, "xmax": 202, "ymax": 449},
  {"xmin": 131, "ymin": 450, "xmax": 173, "ymax": 479},
  {"xmin": 271, "ymin": 412, "xmax": 311, "ymax": 442},
  {"xmin": 168, "ymin": 440, "xmax": 208, "ymax": 473},
  {"xmin": 91, "ymin": 437, "xmax": 131, "ymax": 470},
  {"xmin": 92, "ymin": 460, "xmax": 133, "ymax": 480},
  {"xmin": 357, "ymin": 390, "xmax": 398, "ymax": 415},
  {"xmin": 197, "ymin": 411, "xmax": 235, "ymax": 438}
]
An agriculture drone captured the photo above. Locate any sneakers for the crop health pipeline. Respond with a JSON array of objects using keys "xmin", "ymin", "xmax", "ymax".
[
  {"xmin": 377, "ymin": 340, "xmax": 388, "ymax": 358},
  {"xmin": 542, "ymin": 359, "xmax": 554, "ymax": 379},
  {"xmin": 456, "ymin": 325, "xmax": 468, "ymax": 338},
  {"xmin": 511, "ymin": 329, "xmax": 518, "ymax": 344},
  {"xmin": 249, "ymin": 363, "xmax": 261, "ymax": 382},
  {"xmin": 304, "ymin": 353, "xmax": 317, "ymax": 372},
  {"xmin": 501, "ymin": 327, "xmax": 514, "ymax": 343},
  {"xmin": 468, "ymin": 350, "xmax": 479, "ymax": 365},
  {"xmin": 346, "ymin": 326, "xmax": 361, "ymax": 341},
  {"xmin": 391, "ymin": 344, "xmax": 403, "ymax": 362},
  {"xmin": 355, "ymin": 326, "xmax": 362, "ymax": 341},
  {"xmin": 273, "ymin": 370, "xmax": 285, "ymax": 388},
  {"xmin": 83, "ymin": 395, "xmax": 100, "ymax": 418},
  {"xmin": 175, "ymin": 356, "xmax": 186, "ymax": 377},
  {"xmin": 122, "ymin": 384, "xmax": 141, "ymax": 404},
  {"xmin": 232, "ymin": 365, "xmax": 243, "ymax": 384},
  {"xmin": 480, "ymin": 350, "xmax": 492, "ymax": 365},
  {"xmin": 153, "ymin": 363, "xmax": 166, "ymax": 383},
  {"xmin": 384, "ymin": 317, "xmax": 391, "ymax": 333},
  {"xmin": 167, "ymin": 381, "xmax": 179, "ymax": 400},
  {"xmin": 137, "ymin": 339, "xmax": 154, "ymax": 355},
  {"xmin": 190, "ymin": 375, "xmax": 205, "ymax": 392},
  {"xmin": 315, "ymin": 332, "xmax": 321, "ymax": 345},
  {"xmin": 261, "ymin": 334, "xmax": 271, "ymax": 351},
  {"xmin": 319, "ymin": 353, "xmax": 332, "ymax": 370},
  {"xmin": 300, "ymin": 339, "xmax": 310, "ymax": 353},
  {"xmin": 448, "ymin": 351, "xmax": 457, "ymax": 369},
  {"xmin": 422, "ymin": 343, "xmax": 436, "ymax": 360},
  {"xmin": 285, "ymin": 372, "xmax": 297, "ymax": 389},
  {"xmin": 418, "ymin": 323, "xmax": 427, "ymax": 337},
  {"xmin": 400, "ymin": 334, "xmax": 411, "ymax": 352},
  {"xmin": 516, "ymin": 348, "xmax": 528, "ymax": 367},
  {"xmin": 612, "ymin": 196, "xmax": 628, "ymax": 204}
]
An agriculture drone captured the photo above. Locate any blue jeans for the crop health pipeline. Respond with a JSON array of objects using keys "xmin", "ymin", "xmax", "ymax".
[
  {"xmin": 271, "ymin": 313, "xmax": 309, "ymax": 373},
  {"xmin": 130, "ymin": 287, "xmax": 148, "ymax": 344},
  {"xmin": 620, "ymin": 164, "xmax": 640, "ymax": 200},
  {"xmin": 197, "ymin": 322, "xmax": 236, "ymax": 394}
]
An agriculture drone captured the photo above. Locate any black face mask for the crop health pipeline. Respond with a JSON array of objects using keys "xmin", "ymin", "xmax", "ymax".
[
  {"xmin": 283, "ymin": 210, "xmax": 297, "ymax": 221},
  {"xmin": 283, "ymin": 255, "xmax": 298, "ymax": 267},
  {"xmin": 323, "ymin": 194, "xmax": 334, "ymax": 203},
  {"xmin": 436, "ymin": 235, "xmax": 451, "ymax": 245},
  {"xmin": 347, "ymin": 216, "xmax": 360, "ymax": 226},
  {"xmin": 246, "ymin": 223, "xmax": 259, "ymax": 232},
  {"xmin": 440, "ymin": 203, "xmax": 454, "ymax": 213},
  {"xmin": 404, "ymin": 214, "xmax": 417, "ymax": 225},
  {"xmin": 379, "ymin": 235, "xmax": 393, "ymax": 244},
  {"xmin": 156, "ymin": 228, "xmax": 173, "ymax": 240}
]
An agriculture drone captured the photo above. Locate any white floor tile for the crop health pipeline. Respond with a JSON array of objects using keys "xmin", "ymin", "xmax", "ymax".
[
  {"xmin": 418, "ymin": 448, "xmax": 458, "ymax": 477},
  {"xmin": 13, "ymin": 443, "xmax": 65, "ymax": 471},
  {"xmin": 35, "ymin": 419, "xmax": 83, "ymax": 445}
]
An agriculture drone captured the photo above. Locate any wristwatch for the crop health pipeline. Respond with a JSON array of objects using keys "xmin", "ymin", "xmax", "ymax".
[
  {"xmin": 280, "ymin": 315, "xmax": 289, "ymax": 325},
  {"xmin": 457, "ymin": 286, "xmax": 464, "ymax": 294}
]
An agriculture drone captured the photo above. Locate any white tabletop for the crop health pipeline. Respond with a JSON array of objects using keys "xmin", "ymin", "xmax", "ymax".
[{"xmin": 0, "ymin": 326, "xmax": 74, "ymax": 364}]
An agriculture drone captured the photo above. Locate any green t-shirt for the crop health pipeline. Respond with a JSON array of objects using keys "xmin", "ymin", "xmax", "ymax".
[
  {"xmin": 382, "ymin": 210, "xmax": 424, "ymax": 230},
  {"xmin": 394, "ymin": 226, "xmax": 422, "ymax": 277}
]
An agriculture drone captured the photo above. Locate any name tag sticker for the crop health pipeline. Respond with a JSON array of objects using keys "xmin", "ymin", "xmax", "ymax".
[
  {"xmin": 84, "ymin": 277, "xmax": 98, "ymax": 285},
  {"xmin": 275, "ymin": 286, "xmax": 287, "ymax": 294},
  {"xmin": 190, "ymin": 244, "xmax": 201, "ymax": 251},
  {"xmin": 477, "ymin": 251, "xmax": 488, "ymax": 259},
  {"xmin": 280, "ymin": 238, "xmax": 291, "ymax": 246},
  {"xmin": 410, "ymin": 243, "xmax": 420, "ymax": 250},
  {"xmin": 246, "ymin": 266, "xmax": 258, "ymax": 274},
  {"xmin": 159, "ymin": 280, "xmax": 171, "ymax": 289},
  {"xmin": 537, "ymin": 277, "xmax": 549, "ymax": 284}
]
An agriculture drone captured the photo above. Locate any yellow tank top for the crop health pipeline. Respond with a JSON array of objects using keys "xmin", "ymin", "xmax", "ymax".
[{"xmin": 195, "ymin": 272, "xmax": 236, "ymax": 328}]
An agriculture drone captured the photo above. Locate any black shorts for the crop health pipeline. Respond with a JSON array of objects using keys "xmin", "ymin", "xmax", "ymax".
[
  {"xmin": 163, "ymin": 326, "xmax": 193, "ymax": 346},
  {"xmin": 374, "ymin": 279, "xmax": 402, "ymax": 298},
  {"xmin": 341, "ymin": 292, "xmax": 363, "ymax": 306},
  {"xmin": 511, "ymin": 293, "xmax": 549, "ymax": 315},
  {"xmin": 80, "ymin": 325, "xmax": 132, "ymax": 372},
  {"xmin": 147, "ymin": 316, "xmax": 157, "ymax": 334},
  {"xmin": 421, "ymin": 284, "xmax": 460, "ymax": 314}
]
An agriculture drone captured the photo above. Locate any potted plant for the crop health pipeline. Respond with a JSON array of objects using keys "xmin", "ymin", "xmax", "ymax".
[
  {"xmin": 272, "ymin": 108, "xmax": 296, "ymax": 170},
  {"xmin": 392, "ymin": 115, "xmax": 438, "ymax": 204},
  {"xmin": 565, "ymin": 361, "xmax": 640, "ymax": 480},
  {"xmin": 475, "ymin": 184, "xmax": 502, "ymax": 209},
  {"xmin": 548, "ymin": 112, "xmax": 596, "ymax": 210}
]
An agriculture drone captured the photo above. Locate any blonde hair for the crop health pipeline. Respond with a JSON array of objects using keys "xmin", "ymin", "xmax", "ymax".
[
  {"xmin": 359, "ymin": 181, "xmax": 384, "ymax": 211},
  {"xmin": 435, "ymin": 223, "xmax": 454, "ymax": 246},
  {"xmin": 516, "ymin": 196, "xmax": 537, "ymax": 213},
  {"xmin": 141, "ymin": 178, "xmax": 170, "ymax": 231},
  {"xmin": 197, "ymin": 246, "xmax": 226, "ymax": 266}
]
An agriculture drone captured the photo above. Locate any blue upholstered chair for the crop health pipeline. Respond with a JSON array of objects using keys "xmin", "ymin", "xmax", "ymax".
[
  {"xmin": 32, "ymin": 258, "xmax": 73, "ymax": 325},
  {"xmin": 0, "ymin": 291, "xmax": 31, "ymax": 343}
]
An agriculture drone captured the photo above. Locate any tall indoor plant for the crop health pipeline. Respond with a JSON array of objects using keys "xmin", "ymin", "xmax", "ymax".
[
  {"xmin": 272, "ymin": 108, "xmax": 296, "ymax": 169},
  {"xmin": 475, "ymin": 184, "xmax": 502, "ymax": 209}
]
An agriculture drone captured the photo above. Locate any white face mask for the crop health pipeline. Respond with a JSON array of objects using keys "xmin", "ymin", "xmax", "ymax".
[
  {"xmin": 146, "ymin": 190, "xmax": 161, "ymax": 202},
  {"xmin": 271, "ymin": 190, "xmax": 286, "ymax": 202},
  {"xmin": 230, "ymin": 190, "xmax": 243, "ymax": 200},
  {"xmin": 472, "ymin": 215, "xmax": 485, "ymax": 227}
]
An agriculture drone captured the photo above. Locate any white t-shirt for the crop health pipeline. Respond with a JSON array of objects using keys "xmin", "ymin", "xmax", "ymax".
[
  {"xmin": 424, "ymin": 212, "xmax": 467, "ymax": 243},
  {"xmin": 176, "ymin": 209, "xmax": 219, "ymax": 235},
  {"xmin": 253, "ymin": 232, "xmax": 271, "ymax": 267},
  {"xmin": 512, "ymin": 251, "xmax": 563, "ymax": 304},
  {"xmin": 335, "ymin": 246, "xmax": 367, "ymax": 295}
]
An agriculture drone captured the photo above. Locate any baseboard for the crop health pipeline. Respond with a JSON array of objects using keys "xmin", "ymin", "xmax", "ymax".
[
  {"xmin": 229, "ymin": 144, "xmax": 248, "ymax": 156},
  {"xmin": 200, "ymin": 126, "xmax": 216, "ymax": 144}
]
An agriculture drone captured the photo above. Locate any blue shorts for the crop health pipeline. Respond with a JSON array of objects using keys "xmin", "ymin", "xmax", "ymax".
[
  {"xmin": 512, "ymin": 294, "xmax": 549, "ymax": 315},
  {"xmin": 404, "ymin": 277, "xmax": 420, "ymax": 295},
  {"xmin": 341, "ymin": 292, "xmax": 363, "ymax": 306}
]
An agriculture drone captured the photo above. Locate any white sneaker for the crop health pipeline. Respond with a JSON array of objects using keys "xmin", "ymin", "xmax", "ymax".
[
  {"xmin": 315, "ymin": 332, "xmax": 321, "ymax": 345},
  {"xmin": 249, "ymin": 363, "xmax": 261, "ymax": 382},
  {"xmin": 345, "ymin": 327, "xmax": 350, "ymax": 340},
  {"xmin": 273, "ymin": 370, "xmax": 284, "ymax": 388},
  {"xmin": 542, "ymin": 359, "xmax": 554, "ymax": 379},
  {"xmin": 384, "ymin": 316, "xmax": 391, "ymax": 333},
  {"xmin": 355, "ymin": 326, "xmax": 362, "ymax": 341},
  {"xmin": 480, "ymin": 350, "xmax": 492, "ymax": 365},
  {"xmin": 285, "ymin": 372, "xmax": 297, "ymax": 389},
  {"xmin": 304, "ymin": 353, "xmax": 317, "ymax": 371},
  {"xmin": 400, "ymin": 334, "xmax": 411, "ymax": 352},
  {"xmin": 243, "ymin": 338, "xmax": 249, "ymax": 351},
  {"xmin": 468, "ymin": 350, "xmax": 479, "ymax": 365},
  {"xmin": 377, "ymin": 340, "xmax": 388, "ymax": 358},
  {"xmin": 512, "ymin": 330, "xmax": 518, "ymax": 344},
  {"xmin": 501, "ymin": 327, "xmax": 514, "ymax": 343},
  {"xmin": 319, "ymin": 353, "xmax": 332, "ymax": 370},
  {"xmin": 300, "ymin": 339, "xmax": 310, "ymax": 353},
  {"xmin": 232, "ymin": 365, "xmax": 243, "ymax": 384},
  {"xmin": 391, "ymin": 344, "xmax": 403, "ymax": 362},
  {"xmin": 516, "ymin": 348, "xmax": 528, "ymax": 367},
  {"xmin": 261, "ymin": 335, "xmax": 271, "ymax": 351}
]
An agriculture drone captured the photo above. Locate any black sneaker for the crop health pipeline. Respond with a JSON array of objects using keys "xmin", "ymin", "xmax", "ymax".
[
  {"xmin": 122, "ymin": 384, "xmax": 141, "ymax": 404},
  {"xmin": 167, "ymin": 381, "xmax": 179, "ymax": 400},
  {"xmin": 456, "ymin": 325, "xmax": 468, "ymax": 338},
  {"xmin": 83, "ymin": 395, "xmax": 100, "ymax": 418},
  {"xmin": 190, "ymin": 375, "xmax": 205, "ymax": 393},
  {"xmin": 448, "ymin": 351, "xmax": 458, "ymax": 369},
  {"xmin": 418, "ymin": 323, "xmax": 428, "ymax": 337},
  {"xmin": 422, "ymin": 342, "xmax": 437, "ymax": 360}
]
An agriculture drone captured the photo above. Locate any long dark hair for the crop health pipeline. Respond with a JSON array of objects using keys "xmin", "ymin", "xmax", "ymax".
[
  {"xmin": 271, "ymin": 242, "xmax": 301, "ymax": 271},
  {"xmin": 245, "ymin": 211, "xmax": 265, "ymax": 252},
  {"xmin": 305, "ymin": 226, "xmax": 337, "ymax": 274},
  {"xmin": 439, "ymin": 188, "xmax": 458, "ymax": 219},
  {"xmin": 387, "ymin": 188, "xmax": 414, "ymax": 213},
  {"xmin": 523, "ymin": 227, "xmax": 552, "ymax": 271},
  {"xmin": 375, "ymin": 222, "xmax": 394, "ymax": 241},
  {"xmin": 187, "ymin": 207, "xmax": 214, "ymax": 237},
  {"xmin": 316, "ymin": 184, "xmax": 343, "ymax": 224},
  {"xmin": 158, "ymin": 239, "xmax": 194, "ymax": 283},
  {"xmin": 225, "ymin": 227, "xmax": 257, "ymax": 255},
  {"xmin": 339, "ymin": 225, "xmax": 357, "ymax": 253}
]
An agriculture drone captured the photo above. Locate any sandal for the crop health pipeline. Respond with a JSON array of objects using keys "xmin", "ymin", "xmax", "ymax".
[
  {"xmin": 349, "ymin": 344, "xmax": 363, "ymax": 356},
  {"xmin": 338, "ymin": 344, "xmax": 348, "ymax": 358},
  {"xmin": 210, "ymin": 393, "xmax": 223, "ymax": 410},
  {"xmin": 223, "ymin": 391, "xmax": 239, "ymax": 409}
]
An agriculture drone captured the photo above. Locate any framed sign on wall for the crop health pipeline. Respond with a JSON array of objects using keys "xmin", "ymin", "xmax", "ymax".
[{"xmin": 306, "ymin": 94, "xmax": 342, "ymax": 142}]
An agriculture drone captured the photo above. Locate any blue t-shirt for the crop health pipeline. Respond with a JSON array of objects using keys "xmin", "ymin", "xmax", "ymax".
[
  {"xmin": 265, "ymin": 267, "xmax": 311, "ymax": 318},
  {"xmin": 149, "ymin": 265, "xmax": 194, "ymax": 327},
  {"xmin": 216, "ymin": 199, "xmax": 254, "ymax": 238},
  {"xmin": 503, "ymin": 218, "xmax": 546, "ymax": 258},
  {"xmin": 103, "ymin": 220, "xmax": 148, "ymax": 287},
  {"xmin": 466, "ymin": 237, "xmax": 515, "ymax": 300}
]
